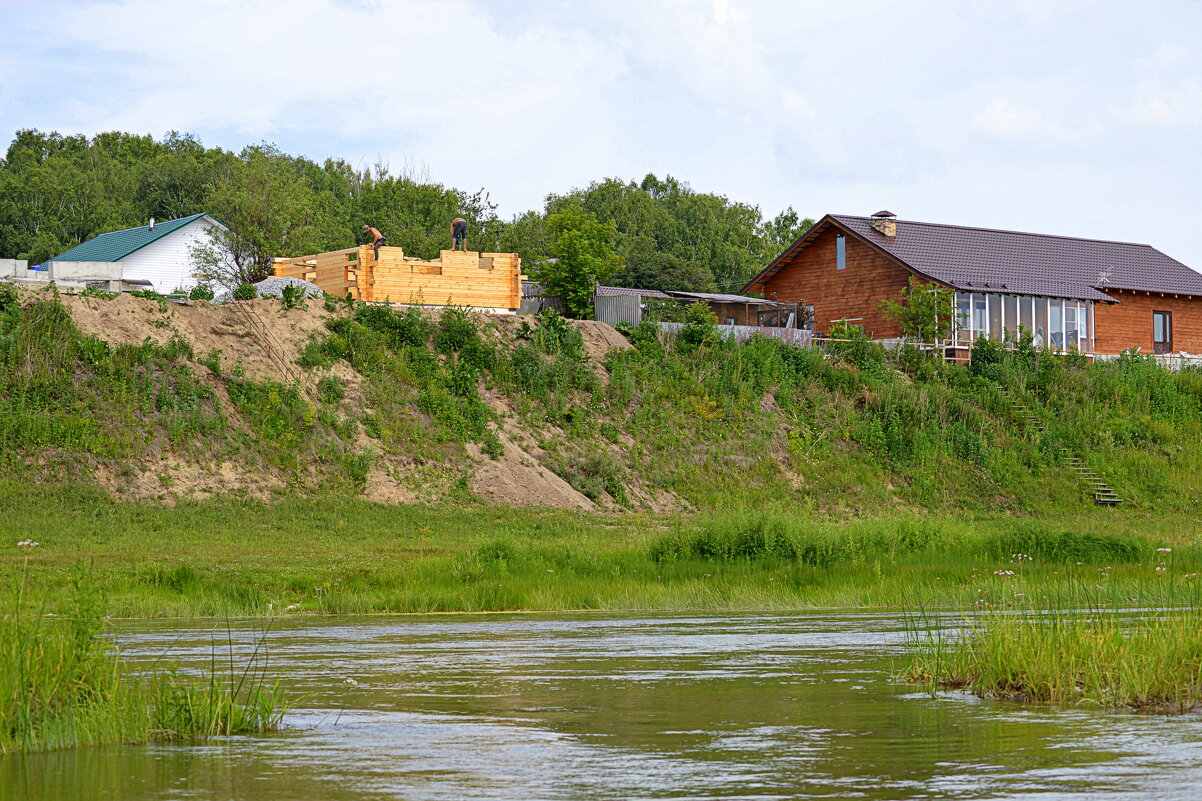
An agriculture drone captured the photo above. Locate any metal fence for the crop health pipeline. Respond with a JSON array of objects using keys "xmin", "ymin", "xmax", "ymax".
[
  {"xmin": 1092, "ymin": 352, "xmax": 1202, "ymax": 371},
  {"xmin": 657, "ymin": 321, "xmax": 814, "ymax": 347},
  {"xmin": 594, "ymin": 295, "xmax": 643, "ymax": 327}
]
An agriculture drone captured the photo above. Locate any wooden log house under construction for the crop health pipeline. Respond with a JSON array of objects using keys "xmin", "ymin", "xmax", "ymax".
[{"xmin": 272, "ymin": 245, "xmax": 525, "ymax": 311}]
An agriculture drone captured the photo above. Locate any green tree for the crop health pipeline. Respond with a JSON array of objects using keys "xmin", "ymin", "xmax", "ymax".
[
  {"xmin": 877, "ymin": 277, "xmax": 957, "ymax": 342},
  {"xmin": 535, "ymin": 203, "xmax": 622, "ymax": 319},
  {"xmin": 197, "ymin": 145, "xmax": 342, "ymax": 285}
]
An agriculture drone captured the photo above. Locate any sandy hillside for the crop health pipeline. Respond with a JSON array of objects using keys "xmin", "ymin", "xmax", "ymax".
[{"xmin": 40, "ymin": 291, "xmax": 641, "ymax": 511}]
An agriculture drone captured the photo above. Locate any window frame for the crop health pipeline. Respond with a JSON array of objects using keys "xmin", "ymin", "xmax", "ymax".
[{"xmin": 1153, "ymin": 310, "xmax": 1173, "ymax": 354}]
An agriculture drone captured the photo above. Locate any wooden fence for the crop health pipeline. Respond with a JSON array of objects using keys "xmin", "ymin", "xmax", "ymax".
[{"xmin": 273, "ymin": 245, "xmax": 524, "ymax": 310}]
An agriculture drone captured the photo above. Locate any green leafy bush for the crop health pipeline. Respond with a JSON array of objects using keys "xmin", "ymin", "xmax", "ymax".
[
  {"xmin": 316, "ymin": 375, "xmax": 345, "ymax": 404},
  {"xmin": 233, "ymin": 283, "xmax": 257, "ymax": 301}
]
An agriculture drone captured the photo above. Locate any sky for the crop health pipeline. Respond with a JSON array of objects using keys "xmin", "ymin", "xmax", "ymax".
[{"xmin": 2, "ymin": 0, "xmax": 1202, "ymax": 269}]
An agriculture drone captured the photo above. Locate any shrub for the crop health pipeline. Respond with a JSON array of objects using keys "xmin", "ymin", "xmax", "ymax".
[
  {"xmin": 233, "ymin": 283, "xmax": 257, "ymax": 301},
  {"xmin": 316, "ymin": 376, "xmax": 345, "ymax": 404},
  {"xmin": 280, "ymin": 284, "xmax": 307, "ymax": 310},
  {"xmin": 188, "ymin": 284, "xmax": 215, "ymax": 301},
  {"xmin": 676, "ymin": 302, "xmax": 720, "ymax": 351},
  {"xmin": 434, "ymin": 306, "xmax": 478, "ymax": 354}
]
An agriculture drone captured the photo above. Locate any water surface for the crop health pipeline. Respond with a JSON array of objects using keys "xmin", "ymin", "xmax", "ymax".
[{"xmin": 7, "ymin": 611, "xmax": 1202, "ymax": 800}]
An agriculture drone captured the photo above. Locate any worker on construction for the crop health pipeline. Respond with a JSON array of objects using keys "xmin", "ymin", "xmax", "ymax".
[
  {"xmin": 363, "ymin": 225, "xmax": 386, "ymax": 260},
  {"xmin": 450, "ymin": 217, "xmax": 468, "ymax": 252}
]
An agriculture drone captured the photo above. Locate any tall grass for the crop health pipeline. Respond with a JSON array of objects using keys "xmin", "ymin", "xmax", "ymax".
[
  {"xmin": 0, "ymin": 543, "xmax": 287, "ymax": 753},
  {"xmin": 905, "ymin": 602, "xmax": 1202, "ymax": 712}
]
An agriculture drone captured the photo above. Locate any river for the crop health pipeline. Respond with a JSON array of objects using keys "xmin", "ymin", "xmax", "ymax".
[{"xmin": 6, "ymin": 612, "xmax": 1202, "ymax": 800}]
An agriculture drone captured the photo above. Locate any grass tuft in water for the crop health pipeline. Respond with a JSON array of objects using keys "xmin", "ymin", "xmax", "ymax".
[{"xmin": 905, "ymin": 597, "xmax": 1202, "ymax": 712}]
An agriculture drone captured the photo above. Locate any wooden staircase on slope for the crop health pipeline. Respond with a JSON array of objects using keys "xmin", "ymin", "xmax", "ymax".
[{"xmin": 998, "ymin": 387, "xmax": 1123, "ymax": 507}]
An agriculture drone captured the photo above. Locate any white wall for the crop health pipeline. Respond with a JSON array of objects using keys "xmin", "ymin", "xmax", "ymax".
[
  {"xmin": 120, "ymin": 217, "xmax": 223, "ymax": 293},
  {"xmin": 0, "ymin": 259, "xmax": 28, "ymax": 277}
]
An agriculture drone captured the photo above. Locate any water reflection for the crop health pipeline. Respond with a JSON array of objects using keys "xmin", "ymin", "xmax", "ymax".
[{"xmin": 6, "ymin": 612, "xmax": 1202, "ymax": 800}]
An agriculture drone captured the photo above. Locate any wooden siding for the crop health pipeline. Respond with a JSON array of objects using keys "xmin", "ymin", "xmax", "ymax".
[
  {"xmin": 273, "ymin": 246, "xmax": 523, "ymax": 310},
  {"xmin": 1094, "ymin": 289, "xmax": 1202, "ymax": 354},
  {"xmin": 746, "ymin": 226, "xmax": 911, "ymax": 336},
  {"xmin": 120, "ymin": 217, "xmax": 220, "ymax": 293}
]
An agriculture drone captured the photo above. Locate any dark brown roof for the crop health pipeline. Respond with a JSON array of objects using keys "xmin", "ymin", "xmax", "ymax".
[{"xmin": 747, "ymin": 214, "xmax": 1202, "ymax": 302}]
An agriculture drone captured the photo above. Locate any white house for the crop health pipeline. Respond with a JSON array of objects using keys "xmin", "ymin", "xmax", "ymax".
[{"xmin": 45, "ymin": 213, "xmax": 226, "ymax": 293}]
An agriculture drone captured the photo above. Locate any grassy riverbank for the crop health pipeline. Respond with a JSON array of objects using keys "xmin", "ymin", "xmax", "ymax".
[
  {"xmin": 905, "ymin": 601, "xmax": 1202, "ymax": 713},
  {"xmin": 1, "ymin": 550, "xmax": 286, "ymax": 754},
  {"xmin": 4, "ymin": 482, "xmax": 1199, "ymax": 619}
]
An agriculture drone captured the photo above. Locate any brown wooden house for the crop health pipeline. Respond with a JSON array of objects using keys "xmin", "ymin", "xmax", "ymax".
[{"xmin": 743, "ymin": 211, "xmax": 1202, "ymax": 355}]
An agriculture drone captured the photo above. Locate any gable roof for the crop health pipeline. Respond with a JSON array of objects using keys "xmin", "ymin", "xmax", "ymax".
[
  {"xmin": 47, "ymin": 213, "xmax": 216, "ymax": 264},
  {"xmin": 747, "ymin": 214, "xmax": 1202, "ymax": 302}
]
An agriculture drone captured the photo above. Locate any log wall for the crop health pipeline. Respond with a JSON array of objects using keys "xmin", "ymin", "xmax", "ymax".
[
  {"xmin": 1094, "ymin": 289, "xmax": 1202, "ymax": 354},
  {"xmin": 274, "ymin": 246, "xmax": 523, "ymax": 310},
  {"xmin": 747, "ymin": 226, "xmax": 911, "ymax": 336}
]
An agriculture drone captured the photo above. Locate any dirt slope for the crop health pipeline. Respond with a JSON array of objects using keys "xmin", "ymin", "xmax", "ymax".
[{"xmin": 50, "ymin": 293, "xmax": 634, "ymax": 511}]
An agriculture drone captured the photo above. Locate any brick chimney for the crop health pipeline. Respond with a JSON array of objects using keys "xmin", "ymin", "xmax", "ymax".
[{"xmin": 870, "ymin": 210, "xmax": 896, "ymax": 237}]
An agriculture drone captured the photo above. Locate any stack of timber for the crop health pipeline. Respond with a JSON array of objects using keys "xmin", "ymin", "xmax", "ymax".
[
  {"xmin": 272, "ymin": 245, "xmax": 524, "ymax": 311},
  {"xmin": 271, "ymin": 247, "xmax": 361, "ymax": 297}
]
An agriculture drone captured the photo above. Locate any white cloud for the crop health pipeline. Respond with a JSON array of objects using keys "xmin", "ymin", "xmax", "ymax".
[
  {"xmin": 1124, "ymin": 44, "xmax": 1202, "ymax": 130},
  {"xmin": 970, "ymin": 99, "xmax": 1098, "ymax": 144}
]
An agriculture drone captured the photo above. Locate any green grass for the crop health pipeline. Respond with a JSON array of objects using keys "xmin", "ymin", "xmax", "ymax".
[
  {"xmin": 904, "ymin": 597, "xmax": 1202, "ymax": 712},
  {"xmin": 0, "ymin": 550, "xmax": 286, "ymax": 753},
  {"xmin": 4, "ymin": 483, "xmax": 1199, "ymax": 619}
]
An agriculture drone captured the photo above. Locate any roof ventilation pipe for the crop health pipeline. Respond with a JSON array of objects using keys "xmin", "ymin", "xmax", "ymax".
[
  {"xmin": 870, "ymin": 210, "xmax": 896, "ymax": 237},
  {"xmin": 148, "ymin": 217, "xmax": 155, "ymax": 231}
]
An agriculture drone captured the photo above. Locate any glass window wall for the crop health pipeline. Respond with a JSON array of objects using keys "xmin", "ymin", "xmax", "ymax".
[
  {"xmin": 1003, "ymin": 295, "xmax": 1018, "ymax": 341},
  {"xmin": 988, "ymin": 295, "xmax": 1002, "ymax": 340},
  {"xmin": 954, "ymin": 293, "xmax": 971, "ymax": 344},
  {"xmin": 1049, "ymin": 301, "xmax": 1064, "ymax": 350},
  {"xmin": 1034, "ymin": 298, "xmax": 1048, "ymax": 346}
]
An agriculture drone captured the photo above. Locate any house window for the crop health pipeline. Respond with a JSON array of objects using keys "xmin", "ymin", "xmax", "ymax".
[
  {"xmin": 1019, "ymin": 296, "xmax": 1033, "ymax": 336},
  {"xmin": 836, "ymin": 235, "xmax": 846, "ymax": 270},
  {"xmin": 1003, "ymin": 295, "xmax": 1018, "ymax": 341},
  {"xmin": 955, "ymin": 293, "xmax": 972, "ymax": 343},
  {"xmin": 972, "ymin": 293, "xmax": 987, "ymax": 338},
  {"xmin": 1154, "ymin": 311, "xmax": 1173, "ymax": 354},
  {"xmin": 987, "ymin": 294, "xmax": 1002, "ymax": 340},
  {"xmin": 1049, "ymin": 301, "xmax": 1064, "ymax": 349},
  {"xmin": 1034, "ymin": 297, "xmax": 1048, "ymax": 347}
]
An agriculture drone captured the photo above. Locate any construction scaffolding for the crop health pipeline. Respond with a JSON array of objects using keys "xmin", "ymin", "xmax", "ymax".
[{"xmin": 271, "ymin": 245, "xmax": 524, "ymax": 311}]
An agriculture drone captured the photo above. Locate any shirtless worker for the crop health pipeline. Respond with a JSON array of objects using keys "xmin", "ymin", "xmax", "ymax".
[
  {"xmin": 363, "ymin": 225, "xmax": 386, "ymax": 259},
  {"xmin": 450, "ymin": 217, "xmax": 468, "ymax": 252}
]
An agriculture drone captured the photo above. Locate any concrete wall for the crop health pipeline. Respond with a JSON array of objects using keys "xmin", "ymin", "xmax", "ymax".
[
  {"xmin": 0, "ymin": 259, "xmax": 28, "ymax": 278},
  {"xmin": 46, "ymin": 261, "xmax": 123, "ymax": 281}
]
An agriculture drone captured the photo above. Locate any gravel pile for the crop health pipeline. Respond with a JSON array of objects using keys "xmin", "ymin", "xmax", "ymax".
[{"xmin": 215, "ymin": 276, "xmax": 324, "ymax": 304}]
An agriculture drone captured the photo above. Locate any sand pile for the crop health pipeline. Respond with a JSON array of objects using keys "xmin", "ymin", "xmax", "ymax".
[{"xmin": 61, "ymin": 293, "xmax": 334, "ymax": 384}]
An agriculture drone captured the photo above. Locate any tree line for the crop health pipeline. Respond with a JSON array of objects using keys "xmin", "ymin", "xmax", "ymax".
[{"xmin": 0, "ymin": 129, "xmax": 813, "ymax": 295}]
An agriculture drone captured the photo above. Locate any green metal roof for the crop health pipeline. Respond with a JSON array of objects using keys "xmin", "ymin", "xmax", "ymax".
[{"xmin": 47, "ymin": 213, "xmax": 213, "ymax": 264}]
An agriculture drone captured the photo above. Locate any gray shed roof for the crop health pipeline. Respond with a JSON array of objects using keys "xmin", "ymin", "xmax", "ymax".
[
  {"xmin": 747, "ymin": 214, "xmax": 1202, "ymax": 302},
  {"xmin": 665, "ymin": 290, "xmax": 788, "ymax": 305}
]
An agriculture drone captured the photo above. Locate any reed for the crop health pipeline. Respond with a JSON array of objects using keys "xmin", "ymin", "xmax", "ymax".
[
  {"xmin": 0, "ymin": 543, "xmax": 287, "ymax": 753},
  {"xmin": 905, "ymin": 583, "xmax": 1202, "ymax": 712}
]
